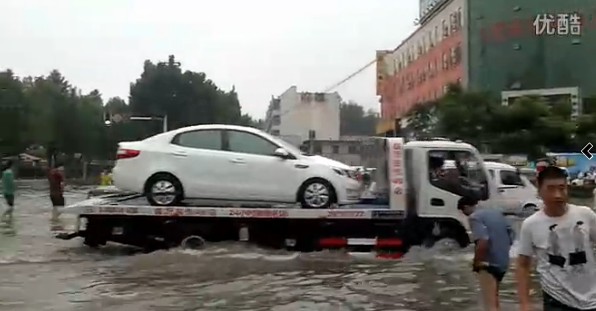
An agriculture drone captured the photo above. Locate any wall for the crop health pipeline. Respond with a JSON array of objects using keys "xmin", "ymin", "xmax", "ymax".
[
  {"xmin": 467, "ymin": 0, "xmax": 596, "ymax": 99},
  {"xmin": 377, "ymin": 0, "xmax": 466, "ymax": 120},
  {"xmin": 312, "ymin": 140, "xmax": 362, "ymax": 166}
]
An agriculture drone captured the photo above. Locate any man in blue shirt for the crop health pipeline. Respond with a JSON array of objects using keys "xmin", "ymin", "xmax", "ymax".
[{"xmin": 458, "ymin": 196, "xmax": 514, "ymax": 311}]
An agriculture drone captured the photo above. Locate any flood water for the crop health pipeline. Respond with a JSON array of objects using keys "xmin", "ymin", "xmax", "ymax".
[{"xmin": 0, "ymin": 182, "xmax": 591, "ymax": 310}]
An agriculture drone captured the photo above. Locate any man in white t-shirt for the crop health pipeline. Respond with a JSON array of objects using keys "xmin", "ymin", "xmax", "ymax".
[{"xmin": 516, "ymin": 166, "xmax": 596, "ymax": 310}]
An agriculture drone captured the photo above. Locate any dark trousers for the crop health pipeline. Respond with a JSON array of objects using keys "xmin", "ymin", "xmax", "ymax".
[
  {"xmin": 50, "ymin": 194, "xmax": 64, "ymax": 206},
  {"xmin": 544, "ymin": 292, "xmax": 596, "ymax": 311}
]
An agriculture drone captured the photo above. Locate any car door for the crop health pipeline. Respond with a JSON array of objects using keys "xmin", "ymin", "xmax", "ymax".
[
  {"xmin": 497, "ymin": 169, "xmax": 527, "ymax": 213},
  {"xmin": 170, "ymin": 129, "xmax": 237, "ymax": 200},
  {"xmin": 223, "ymin": 129, "xmax": 301, "ymax": 202}
]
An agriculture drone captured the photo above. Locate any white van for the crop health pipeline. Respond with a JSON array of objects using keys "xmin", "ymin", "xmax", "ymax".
[{"xmin": 444, "ymin": 161, "xmax": 540, "ymax": 215}]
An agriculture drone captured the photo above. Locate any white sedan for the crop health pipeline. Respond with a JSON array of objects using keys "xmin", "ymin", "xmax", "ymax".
[{"xmin": 112, "ymin": 124, "xmax": 362, "ymax": 208}]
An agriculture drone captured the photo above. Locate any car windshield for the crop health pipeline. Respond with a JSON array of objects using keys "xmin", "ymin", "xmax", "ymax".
[{"xmin": 257, "ymin": 131, "xmax": 304, "ymax": 155}]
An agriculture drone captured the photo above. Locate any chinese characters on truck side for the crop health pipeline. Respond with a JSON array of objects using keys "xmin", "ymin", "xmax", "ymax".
[
  {"xmin": 391, "ymin": 142, "xmax": 404, "ymax": 196},
  {"xmin": 534, "ymin": 13, "xmax": 582, "ymax": 36}
]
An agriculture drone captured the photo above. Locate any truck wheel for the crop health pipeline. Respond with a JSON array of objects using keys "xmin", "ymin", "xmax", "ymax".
[
  {"xmin": 180, "ymin": 235, "xmax": 206, "ymax": 250},
  {"xmin": 145, "ymin": 174, "xmax": 183, "ymax": 206},
  {"xmin": 299, "ymin": 179, "xmax": 336, "ymax": 209},
  {"xmin": 83, "ymin": 236, "xmax": 100, "ymax": 248}
]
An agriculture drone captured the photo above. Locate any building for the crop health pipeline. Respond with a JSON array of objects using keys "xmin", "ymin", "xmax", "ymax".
[
  {"xmin": 376, "ymin": 0, "xmax": 596, "ymax": 135},
  {"xmin": 264, "ymin": 86, "xmax": 341, "ymax": 146}
]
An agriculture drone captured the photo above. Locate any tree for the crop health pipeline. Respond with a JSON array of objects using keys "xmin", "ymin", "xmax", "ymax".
[
  {"xmin": 402, "ymin": 85, "xmax": 580, "ymax": 159},
  {"xmin": 340, "ymin": 101, "xmax": 378, "ymax": 136},
  {"xmin": 0, "ymin": 70, "xmax": 27, "ymax": 155},
  {"xmin": 129, "ymin": 55, "xmax": 248, "ymax": 137}
]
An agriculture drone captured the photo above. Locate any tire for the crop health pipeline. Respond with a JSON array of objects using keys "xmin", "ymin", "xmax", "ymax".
[
  {"xmin": 298, "ymin": 179, "xmax": 336, "ymax": 209},
  {"xmin": 145, "ymin": 173, "xmax": 183, "ymax": 206}
]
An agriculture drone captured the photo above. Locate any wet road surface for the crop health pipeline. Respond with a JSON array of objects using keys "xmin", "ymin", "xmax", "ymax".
[{"xmin": 1, "ymin": 185, "xmax": 584, "ymax": 310}]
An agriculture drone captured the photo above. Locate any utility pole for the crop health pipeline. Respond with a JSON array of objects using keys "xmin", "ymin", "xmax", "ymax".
[{"xmin": 309, "ymin": 130, "xmax": 316, "ymax": 155}]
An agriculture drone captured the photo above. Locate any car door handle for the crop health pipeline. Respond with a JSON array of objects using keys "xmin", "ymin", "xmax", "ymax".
[
  {"xmin": 230, "ymin": 158, "xmax": 245, "ymax": 164},
  {"xmin": 430, "ymin": 198, "xmax": 445, "ymax": 206},
  {"xmin": 170, "ymin": 151, "xmax": 187, "ymax": 157}
]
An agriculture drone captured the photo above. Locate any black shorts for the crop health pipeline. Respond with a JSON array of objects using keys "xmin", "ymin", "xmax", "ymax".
[
  {"xmin": 478, "ymin": 265, "xmax": 506, "ymax": 283},
  {"xmin": 50, "ymin": 194, "xmax": 65, "ymax": 207},
  {"xmin": 543, "ymin": 291, "xmax": 596, "ymax": 311},
  {"xmin": 4, "ymin": 194, "xmax": 14, "ymax": 206}
]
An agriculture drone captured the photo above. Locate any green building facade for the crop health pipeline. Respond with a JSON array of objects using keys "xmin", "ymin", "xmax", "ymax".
[{"xmin": 466, "ymin": 0, "xmax": 596, "ymax": 108}]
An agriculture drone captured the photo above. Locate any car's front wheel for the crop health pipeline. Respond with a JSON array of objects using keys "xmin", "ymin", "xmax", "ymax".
[
  {"xmin": 299, "ymin": 179, "xmax": 336, "ymax": 209},
  {"xmin": 145, "ymin": 174, "xmax": 183, "ymax": 206}
]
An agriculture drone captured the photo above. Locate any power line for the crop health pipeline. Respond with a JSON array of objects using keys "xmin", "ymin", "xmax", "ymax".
[{"xmin": 322, "ymin": 59, "xmax": 377, "ymax": 93}]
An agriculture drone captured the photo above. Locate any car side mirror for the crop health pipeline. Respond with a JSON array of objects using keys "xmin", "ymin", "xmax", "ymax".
[{"xmin": 273, "ymin": 148, "xmax": 290, "ymax": 159}]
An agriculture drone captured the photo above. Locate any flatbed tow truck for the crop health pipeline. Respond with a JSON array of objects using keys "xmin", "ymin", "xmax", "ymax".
[{"xmin": 57, "ymin": 137, "xmax": 497, "ymax": 258}]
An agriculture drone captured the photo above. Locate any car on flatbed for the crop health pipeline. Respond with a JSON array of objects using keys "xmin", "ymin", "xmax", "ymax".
[{"xmin": 112, "ymin": 124, "xmax": 362, "ymax": 209}]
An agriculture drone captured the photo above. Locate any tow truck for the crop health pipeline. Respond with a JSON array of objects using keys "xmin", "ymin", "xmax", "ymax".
[{"xmin": 57, "ymin": 137, "xmax": 495, "ymax": 257}]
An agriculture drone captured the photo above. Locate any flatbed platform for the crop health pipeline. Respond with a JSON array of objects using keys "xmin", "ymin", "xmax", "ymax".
[
  {"xmin": 62, "ymin": 194, "xmax": 404, "ymax": 220},
  {"xmin": 58, "ymin": 194, "xmax": 468, "ymax": 255}
]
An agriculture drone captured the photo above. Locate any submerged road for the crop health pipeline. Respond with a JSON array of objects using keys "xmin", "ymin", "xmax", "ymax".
[{"xmin": 1, "ymin": 183, "xmax": 585, "ymax": 310}]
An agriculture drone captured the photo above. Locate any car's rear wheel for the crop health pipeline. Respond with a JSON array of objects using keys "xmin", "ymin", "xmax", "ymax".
[
  {"xmin": 145, "ymin": 174, "xmax": 183, "ymax": 206},
  {"xmin": 299, "ymin": 179, "xmax": 336, "ymax": 209}
]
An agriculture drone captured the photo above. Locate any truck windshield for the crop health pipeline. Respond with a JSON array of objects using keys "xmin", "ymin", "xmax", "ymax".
[{"xmin": 429, "ymin": 150, "xmax": 489, "ymax": 200}]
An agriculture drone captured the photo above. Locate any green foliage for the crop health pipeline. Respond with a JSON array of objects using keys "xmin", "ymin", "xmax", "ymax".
[
  {"xmin": 0, "ymin": 55, "xmax": 258, "ymax": 162},
  {"xmin": 403, "ymin": 84, "xmax": 584, "ymax": 158},
  {"xmin": 340, "ymin": 101, "xmax": 378, "ymax": 136}
]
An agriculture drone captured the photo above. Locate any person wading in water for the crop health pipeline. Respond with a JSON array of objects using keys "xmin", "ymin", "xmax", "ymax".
[
  {"xmin": 47, "ymin": 162, "xmax": 65, "ymax": 221},
  {"xmin": 1, "ymin": 160, "xmax": 16, "ymax": 225}
]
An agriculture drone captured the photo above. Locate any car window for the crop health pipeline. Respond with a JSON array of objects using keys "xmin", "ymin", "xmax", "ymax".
[
  {"xmin": 500, "ymin": 170, "xmax": 524, "ymax": 186},
  {"xmin": 227, "ymin": 130, "xmax": 278, "ymax": 156},
  {"xmin": 173, "ymin": 130, "xmax": 222, "ymax": 150}
]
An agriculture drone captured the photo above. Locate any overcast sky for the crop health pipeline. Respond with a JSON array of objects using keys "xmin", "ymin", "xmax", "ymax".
[{"xmin": 0, "ymin": 0, "xmax": 417, "ymax": 118}]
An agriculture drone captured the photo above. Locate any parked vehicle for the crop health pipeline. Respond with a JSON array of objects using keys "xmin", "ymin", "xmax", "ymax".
[
  {"xmin": 112, "ymin": 124, "xmax": 362, "ymax": 209},
  {"xmin": 444, "ymin": 161, "xmax": 541, "ymax": 216}
]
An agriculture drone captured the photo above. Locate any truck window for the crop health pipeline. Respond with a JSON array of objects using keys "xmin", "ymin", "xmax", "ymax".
[
  {"xmin": 500, "ymin": 170, "xmax": 524, "ymax": 186},
  {"xmin": 428, "ymin": 150, "xmax": 489, "ymax": 200}
]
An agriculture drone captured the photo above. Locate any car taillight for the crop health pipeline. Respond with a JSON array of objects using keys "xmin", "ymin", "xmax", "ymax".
[{"xmin": 117, "ymin": 149, "xmax": 140, "ymax": 159}]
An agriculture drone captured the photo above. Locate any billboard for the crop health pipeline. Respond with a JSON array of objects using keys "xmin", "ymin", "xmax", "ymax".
[{"xmin": 546, "ymin": 152, "xmax": 596, "ymax": 179}]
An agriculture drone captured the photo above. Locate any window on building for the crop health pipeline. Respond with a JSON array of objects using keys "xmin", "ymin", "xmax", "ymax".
[
  {"xmin": 442, "ymin": 53, "xmax": 449, "ymax": 70},
  {"xmin": 272, "ymin": 115, "xmax": 281, "ymax": 125},
  {"xmin": 454, "ymin": 44, "xmax": 462, "ymax": 64},
  {"xmin": 272, "ymin": 99, "xmax": 280, "ymax": 110},
  {"xmin": 348, "ymin": 145, "xmax": 358, "ymax": 154},
  {"xmin": 450, "ymin": 13, "xmax": 457, "ymax": 33},
  {"xmin": 332, "ymin": 145, "xmax": 340, "ymax": 154},
  {"xmin": 450, "ymin": 47, "xmax": 457, "ymax": 65},
  {"xmin": 443, "ymin": 84, "xmax": 449, "ymax": 94},
  {"xmin": 270, "ymin": 129, "xmax": 280, "ymax": 136},
  {"xmin": 457, "ymin": 7, "xmax": 463, "ymax": 28},
  {"xmin": 174, "ymin": 130, "xmax": 222, "ymax": 151},
  {"xmin": 226, "ymin": 130, "xmax": 278, "ymax": 156},
  {"xmin": 442, "ymin": 20, "xmax": 449, "ymax": 38},
  {"xmin": 429, "ymin": 32, "xmax": 434, "ymax": 47},
  {"xmin": 434, "ymin": 26, "xmax": 439, "ymax": 43}
]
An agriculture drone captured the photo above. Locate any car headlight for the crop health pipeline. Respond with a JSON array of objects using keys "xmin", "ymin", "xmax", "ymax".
[{"xmin": 333, "ymin": 168, "xmax": 345, "ymax": 176}]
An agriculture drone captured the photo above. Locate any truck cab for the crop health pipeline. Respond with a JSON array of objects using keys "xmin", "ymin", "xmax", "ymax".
[{"xmin": 361, "ymin": 137, "xmax": 496, "ymax": 246}]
